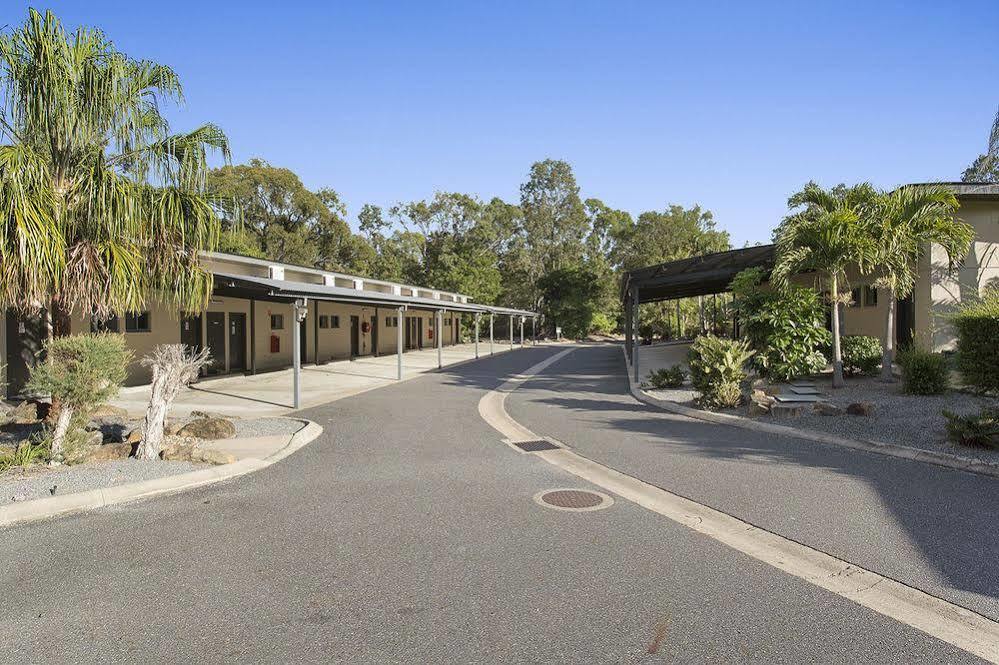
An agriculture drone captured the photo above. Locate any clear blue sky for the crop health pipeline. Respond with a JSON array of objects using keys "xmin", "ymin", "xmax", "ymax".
[{"xmin": 8, "ymin": 1, "xmax": 999, "ymax": 246}]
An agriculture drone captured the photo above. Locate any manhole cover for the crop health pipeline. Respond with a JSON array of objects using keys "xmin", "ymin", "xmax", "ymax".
[
  {"xmin": 511, "ymin": 439, "xmax": 560, "ymax": 452},
  {"xmin": 534, "ymin": 489, "xmax": 613, "ymax": 512}
]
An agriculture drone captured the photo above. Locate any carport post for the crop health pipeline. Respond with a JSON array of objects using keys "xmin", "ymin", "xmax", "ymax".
[
  {"xmin": 489, "ymin": 313, "xmax": 494, "ymax": 354},
  {"xmin": 531, "ymin": 316, "xmax": 536, "ymax": 345},
  {"xmin": 519, "ymin": 316, "xmax": 525, "ymax": 347},
  {"xmin": 631, "ymin": 287, "xmax": 640, "ymax": 384},
  {"xmin": 509, "ymin": 314, "xmax": 514, "ymax": 350},
  {"xmin": 474, "ymin": 313, "xmax": 480, "ymax": 358},
  {"xmin": 292, "ymin": 298, "xmax": 307, "ymax": 409},
  {"xmin": 396, "ymin": 305, "xmax": 405, "ymax": 380},
  {"xmin": 437, "ymin": 309, "xmax": 444, "ymax": 368}
]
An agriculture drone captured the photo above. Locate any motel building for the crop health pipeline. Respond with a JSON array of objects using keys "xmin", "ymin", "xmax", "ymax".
[{"xmin": 1, "ymin": 251, "xmax": 537, "ymax": 400}]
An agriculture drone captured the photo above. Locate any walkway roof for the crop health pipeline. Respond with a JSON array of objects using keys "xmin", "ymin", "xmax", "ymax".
[
  {"xmin": 212, "ymin": 272, "xmax": 537, "ymax": 317},
  {"xmin": 621, "ymin": 244, "xmax": 775, "ymax": 303}
]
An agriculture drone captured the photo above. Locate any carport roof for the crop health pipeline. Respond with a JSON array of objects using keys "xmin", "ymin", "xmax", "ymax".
[
  {"xmin": 621, "ymin": 244, "xmax": 775, "ymax": 303},
  {"xmin": 212, "ymin": 271, "xmax": 537, "ymax": 317}
]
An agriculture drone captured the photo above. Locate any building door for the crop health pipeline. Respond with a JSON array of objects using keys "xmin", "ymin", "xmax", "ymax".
[
  {"xmin": 206, "ymin": 312, "xmax": 226, "ymax": 375},
  {"xmin": 180, "ymin": 314, "xmax": 203, "ymax": 378},
  {"xmin": 405, "ymin": 316, "xmax": 412, "ymax": 350},
  {"xmin": 350, "ymin": 315, "xmax": 360, "ymax": 357},
  {"xmin": 228, "ymin": 313, "xmax": 246, "ymax": 372},
  {"xmin": 896, "ymin": 293, "xmax": 915, "ymax": 349},
  {"xmin": 4, "ymin": 309, "xmax": 46, "ymax": 399},
  {"xmin": 299, "ymin": 316, "xmax": 308, "ymax": 364},
  {"xmin": 370, "ymin": 316, "xmax": 378, "ymax": 357}
]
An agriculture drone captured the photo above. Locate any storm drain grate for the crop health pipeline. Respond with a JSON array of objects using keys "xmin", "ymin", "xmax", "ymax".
[
  {"xmin": 538, "ymin": 489, "xmax": 610, "ymax": 510},
  {"xmin": 511, "ymin": 439, "xmax": 560, "ymax": 452}
]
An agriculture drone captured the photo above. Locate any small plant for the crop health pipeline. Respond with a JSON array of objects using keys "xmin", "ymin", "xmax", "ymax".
[
  {"xmin": 897, "ymin": 347, "xmax": 950, "ymax": 395},
  {"xmin": 0, "ymin": 437, "xmax": 50, "ymax": 471},
  {"xmin": 687, "ymin": 335, "xmax": 754, "ymax": 409},
  {"xmin": 943, "ymin": 408, "xmax": 999, "ymax": 449},
  {"xmin": 25, "ymin": 334, "xmax": 132, "ymax": 464},
  {"xmin": 840, "ymin": 335, "xmax": 881, "ymax": 376},
  {"xmin": 646, "ymin": 365, "xmax": 686, "ymax": 389},
  {"xmin": 953, "ymin": 288, "xmax": 999, "ymax": 393}
]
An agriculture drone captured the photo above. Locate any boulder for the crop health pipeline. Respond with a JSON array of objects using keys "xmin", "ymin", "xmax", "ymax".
[
  {"xmin": 87, "ymin": 418, "xmax": 132, "ymax": 444},
  {"xmin": 85, "ymin": 441, "xmax": 136, "ymax": 462},
  {"xmin": 164, "ymin": 421, "xmax": 182, "ymax": 436},
  {"xmin": 10, "ymin": 401, "xmax": 38, "ymax": 424},
  {"xmin": 190, "ymin": 410, "xmax": 239, "ymax": 421},
  {"xmin": 770, "ymin": 403, "xmax": 809, "ymax": 419},
  {"xmin": 89, "ymin": 404, "xmax": 129, "ymax": 420},
  {"xmin": 846, "ymin": 402, "xmax": 875, "ymax": 417},
  {"xmin": 178, "ymin": 418, "xmax": 236, "ymax": 440},
  {"xmin": 126, "ymin": 428, "xmax": 143, "ymax": 444},
  {"xmin": 813, "ymin": 402, "xmax": 844, "ymax": 417},
  {"xmin": 190, "ymin": 447, "xmax": 237, "ymax": 465},
  {"xmin": 747, "ymin": 401, "xmax": 770, "ymax": 417},
  {"xmin": 160, "ymin": 437, "xmax": 197, "ymax": 461}
]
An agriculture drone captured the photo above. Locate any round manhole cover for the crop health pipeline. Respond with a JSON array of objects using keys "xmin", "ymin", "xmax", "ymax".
[{"xmin": 534, "ymin": 489, "xmax": 613, "ymax": 512}]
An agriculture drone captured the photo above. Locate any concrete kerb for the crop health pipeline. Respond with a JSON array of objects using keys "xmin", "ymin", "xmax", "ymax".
[
  {"xmin": 622, "ymin": 346, "xmax": 999, "ymax": 480},
  {"xmin": 0, "ymin": 418, "xmax": 323, "ymax": 529}
]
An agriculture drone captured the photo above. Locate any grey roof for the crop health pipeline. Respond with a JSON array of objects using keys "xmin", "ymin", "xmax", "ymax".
[
  {"xmin": 212, "ymin": 271, "xmax": 536, "ymax": 317},
  {"xmin": 621, "ymin": 245, "xmax": 776, "ymax": 303}
]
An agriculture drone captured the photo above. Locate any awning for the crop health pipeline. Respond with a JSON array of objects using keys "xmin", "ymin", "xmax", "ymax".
[
  {"xmin": 621, "ymin": 244, "xmax": 775, "ymax": 303},
  {"xmin": 212, "ymin": 272, "xmax": 536, "ymax": 317}
]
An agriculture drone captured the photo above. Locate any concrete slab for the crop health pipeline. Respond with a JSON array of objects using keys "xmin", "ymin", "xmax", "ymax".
[{"xmin": 111, "ymin": 342, "xmax": 530, "ymax": 419}]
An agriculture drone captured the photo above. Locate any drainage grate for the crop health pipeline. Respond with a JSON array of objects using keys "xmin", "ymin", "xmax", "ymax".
[
  {"xmin": 540, "ymin": 489, "xmax": 605, "ymax": 509},
  {"xmin": 511, "ymin": 439, "xmax": 560, "ymax": 452}
]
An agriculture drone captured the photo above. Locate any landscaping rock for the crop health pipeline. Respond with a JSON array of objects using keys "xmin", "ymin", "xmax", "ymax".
[
  {"xmin": 126, "ymin": 428, "xmax": 143, "ymax": 444},
  {"xmin": 164, "ymin": 421, "xmax": 181, "ymax": 436},
  {"xmin": 10, "ymin": 401, "xmax": 38, "ymax": 424},
  {"xmin": 846, "ymin": 402, "xmax": 875, "ymax": 417},
  {"xmin": 89, "ymin": 404, "xmax": 129, "ymax": 420},
  {"xmin": 813, "ymin": 402, "xmax": 844, "ymax": 417},
  {"xmin": 85, "ymin": 441, "xmax": 136, "ymax": 462},
  {"xmin": 748, "ymin": 401, "xmax": 770, "ymax": 417},
  {"xmin": 771, "ymin": 403, "xmax": 809, "ymax": 419},
  {"xmin": 88, "ymin": 418, "xmax": 132, "ymax": 444},
  {"xmin": 160, "ymin": 437, "xmax": 197, "ymax": 461},
  {"xmin": 190, "ymin": 410, "xmax": 240, "ymax": 421},
  {"xmin": 190, "ymin": 447, "xmax": 237, "ymax": 465},
  {"xmin": 178, "ymin": 418, "xmax": 236, "ymax": 440}
]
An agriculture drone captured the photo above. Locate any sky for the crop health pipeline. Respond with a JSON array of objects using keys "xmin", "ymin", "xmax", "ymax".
[{"xmin": 6, "ymin": 1, "xmax": 999, "ymax": 246}]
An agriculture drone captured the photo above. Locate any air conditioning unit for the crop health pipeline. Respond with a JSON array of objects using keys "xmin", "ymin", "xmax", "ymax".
[{"xmin": 268, "ymin": 265, "xmax": 285, "ymax": 280}]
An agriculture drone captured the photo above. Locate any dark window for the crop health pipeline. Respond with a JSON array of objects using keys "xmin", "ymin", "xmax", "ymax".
[
  {"xmin": 271, "ymin": 314, "xmax": 284, "ymax": 330},
  {"xmin": 91, "ymin": 315, "xmax": 120, "ymax": 333},
  {"xmin": 385, "ymin": 316, "xmax": 392, "ymax": 327},
  {"xmin": 331, "ymin": 315, "xmax": 340, "ymax": 328},
  {"xmin": 393, "ymin": 316, "xmax": 398, "ymax": 326},
  {"xmin": 319, "ymin": 315, "xmax": 330, "ymax": 329},
  {"xmin": 124, "ymin": 311, "xmax": 150, "ymax": 333},
  {"xmin": 850, "ymin": 287, "xmax": 862, "ymax": 307},
  {"xmin": 864, "ymin": 285, "xmax": 878, "ymax": 307}
]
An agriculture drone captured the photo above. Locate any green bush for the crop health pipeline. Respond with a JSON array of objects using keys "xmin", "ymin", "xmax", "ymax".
[
  {"xmin": 896, "ymin": 348, "xmax": 950, "ymax": 395},
  {"xmin": 840, "ymin": 335, "xmax": 881, "ymax": 376},
  {"xmin": 687, "ymin": 335, "xmax": 754, "ymax": 409},
  {"xmin": 589, "ymin": 312, "xmax": 615, "ymax": 335},
  {"xmin": 953, "ymin": 289, "xmax": 999, "ymax": 393},
  {"xmin": 942, "ymin": 408, "xmax": 999, "ymax": 449},
  {"xmin": 646, "ymin": 365, "xmax": 686, "ymax": 389},
  {"xmin": 729, "ymin": 268, "xmax": 829, "ymax": 381}
]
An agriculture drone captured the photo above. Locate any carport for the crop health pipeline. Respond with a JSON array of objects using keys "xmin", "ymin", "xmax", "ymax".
[{"xmin": 620, "ymin": 245, "xmax": 775, "ymax": 381}]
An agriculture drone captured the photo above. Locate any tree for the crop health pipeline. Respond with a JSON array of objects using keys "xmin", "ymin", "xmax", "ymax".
[
  {"xmin": 772, "ymin": 182, "xmax": 877, "ymax": 388},
  {"xmin": 866, "ymin": 185, "xmax": 971, "ymax": 380},
  {"xmin": 537, "ymin": 267, "xmax": 602, "ymax": 339},
  {"xmin": 0, "ymin": 9, "xmax": 228, "ymax": 328},
  {"xmin": 136, "ymin": 344, "xmax": 211, "ymax": 460},
  {"xmin": 963, "ymin": 108, "xmax": 999, "ymax": 182}
]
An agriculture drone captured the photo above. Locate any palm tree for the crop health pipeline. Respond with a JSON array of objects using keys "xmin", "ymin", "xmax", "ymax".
[
  {"xmin": 866, "ymin": 185, "xmax": 972, "ymax": 381},
  {"xmin": 772, "ymin": 183, "xmax": 877, "ymax": 388},
  {"xmin": 0, "ymin": 9, "xmax": 228, "ymax": 332}
]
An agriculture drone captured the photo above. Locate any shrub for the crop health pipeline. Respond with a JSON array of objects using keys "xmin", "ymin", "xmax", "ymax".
[
  {"xmin": 687, "ymin": 335, "xmax": 754, "ymax": 409},
  {"xmin": 896, "ymin": 348, "xmax": 950, "ymax": 395},
  {"xmin": 953, "ymin": 289, "xmax": 999, "ymax": 393},
  {"xmin": 840, "ymin": 335, "xmax": 881, "ymax": 376},
  {"xmin": 729, "ymin": 268, "xmax": 830, "ymax": 381},
  {"xmin": 646, "ymin": 365, "xmax": 686, "ymax": 389},
  {"xmin": 943, "ymin": 408, "xmax": 999, "ymax": 449},
  {"xmin": 589, "ymin": 312, "xmax": 615, "ymax": 335},
  {"xmin": 26, "ymin": 334, "xmax": 132, "ymax": 464}
]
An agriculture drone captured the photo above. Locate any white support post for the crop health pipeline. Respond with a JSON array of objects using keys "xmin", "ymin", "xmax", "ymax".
[
  {"xmin": 632, "ymin": 289, "xmax": 640, "ymax": 384},
  {"xmin": 519, "ymin": 316, "xmax": 524, "ymax": 347},
  {"xmin": 292, "ymin": 298, "xmax": 307, "ymax": 409},
  {"xmin": 437, "ymin": 309, "xmax": 443, "ymax": 369},
  {"xmin": 532, "ymin": 317, "xmax": 536, "ymax": 345},
  {"xmin": 474, "ymin": 313, "xmax": 480, "ymax": 358},
  {"xmin": 396, "ymin": 305, "xmax": 404, "ymax": 380},
  {"xmin": 509, "ymin": 314, "xmax": 514, "ymax": 350},
  {"xmin": 489, "ymin": 313, "xmax": 494, "ymax": 355}
]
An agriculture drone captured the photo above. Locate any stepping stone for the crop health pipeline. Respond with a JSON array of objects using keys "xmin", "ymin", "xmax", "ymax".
[
  {"xmin": 788, "ymin": 386, "xmax": 822, "ymax": 395},
  {"xmin": 773, "ymin": 394, "xmax": 825, "ymax": 404},
  {"xmin": 789, "ymin": 381, "xmax": 816, "ymax": 388}
]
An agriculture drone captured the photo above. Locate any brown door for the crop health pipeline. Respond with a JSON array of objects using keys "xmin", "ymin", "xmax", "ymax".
[
  {"xmin": 350, "ymin": 316, "xmax": 360, "ymax": 357},
  {"xmin": 228, "ymin": 313, "xmax": 246, "ymax": 372},
  {"xmin": 370, "ymin": 316, "xmax": 378, "ymax": 357},
  {"xmin": 205, "ymin": 312, "xmax": 226, "ymax": 375}
]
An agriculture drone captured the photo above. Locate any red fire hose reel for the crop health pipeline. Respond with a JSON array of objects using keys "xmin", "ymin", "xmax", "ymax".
[{"xmin": 361, "ymin": 321, "xmax": 371, "ymax": 334}]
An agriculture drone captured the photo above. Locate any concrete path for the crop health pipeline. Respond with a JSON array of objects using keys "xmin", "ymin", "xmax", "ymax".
[
  {"xmin": 0, "ymin": 343, "xmax": 990, "ymax": 662},
  {"xmin": 111, "ymin": 341, "xmax": 527, "ymax": 418}
]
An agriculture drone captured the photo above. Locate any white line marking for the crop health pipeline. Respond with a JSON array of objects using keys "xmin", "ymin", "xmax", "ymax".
[{"xmin": 479, "ymin": 346, "xmax": 999, "ymax": 663}]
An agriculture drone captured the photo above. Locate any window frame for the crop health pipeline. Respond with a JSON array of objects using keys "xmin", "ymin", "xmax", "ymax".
[
  {"xmin": 271, "ymin": 313, "xmax": 284, "ymax": 330},
  {"xmin": 124, "ymin": 311, "xmax": 151, "ymax": 333}
]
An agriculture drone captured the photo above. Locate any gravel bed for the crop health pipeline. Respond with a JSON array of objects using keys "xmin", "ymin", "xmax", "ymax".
[
  {"xmin": 0, "ymin": 459, "xmax": 207, "ymax": 506},
  {"xmin": 645, "ymin": 386, "xmax": 698, "ymax": 406}
]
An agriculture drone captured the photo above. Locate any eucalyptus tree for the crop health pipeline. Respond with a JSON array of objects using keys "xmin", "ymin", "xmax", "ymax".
[
  {"xmin": 772, "ymin": 183, "xmax": 877, "ymax": 388},
  {"xmin": 866, "ymin": 185, "xmax": 971, "ymax": 381},
  {"xmin": 963, "ymin": 107, "xmax": 999, "ymax": 183},
  {"xmin": 0, "ymin": 9, "xmax": 229, "ymax": 331}
]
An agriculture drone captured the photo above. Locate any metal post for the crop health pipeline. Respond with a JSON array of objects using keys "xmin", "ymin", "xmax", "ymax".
[
  {"xmin": 437, "ymin": 309, "xmax": 443, "ymax": 368},
  {"xmin": 676, "ymin": 300, "xmax": 682, "ymax": 339},
  {"xmin": 396, "ymin": 306, "xmax": 404, "ymax": 380},
  {"xmin": 292, "ymin": 299, "xmax": 306, "ymax": 409},
  {"xmin": 519, "ymin": 316, "xmax": 524, "ymax": 347},
  {"xmin": 489, "ymin": 313, "xmax": 494, "ymax": 354},
  {"xmin": 474, "ymin": 313, "xmax": 480, "ymax": 358},
  {"xmin": 532, "ymin": 316, "xmax": 536, "ymax": 345},
  {"xmin": 632, "ymin": 288, "xmax": 640, "ymax": 384}
]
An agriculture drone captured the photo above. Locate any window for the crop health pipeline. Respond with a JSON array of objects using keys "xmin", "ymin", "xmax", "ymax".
[
  {"xmin": 864, "ymin": 285, "xmax": 878, "ymax": 307},
  {"xmin": 850, "ymin": 287, "xmax": 862, "ymax": 307},
  {"xmin": 271, "ymin": 314, "xmax": 284, "ymax": 330},
  {"xmin": 385, "ymin": 316, "xmax": 392, "ymax": 327},
  {"xmin": 393, "ymin": 316, "xmax": 399, "ymax": 327},
  {"xmin": 331, "ymin": 315, "xmax": 340, "ymax": 328},
  {"xmin": 319, "ymin": 315, "xmax": 330, "ymax": 329},
  {"xmin": 91, "ymin": 315, "xmax": 119, "ymax": 333},
  {"xmin": 124, "ymin": 311, "xmax": 150, "ymax": 333}
]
